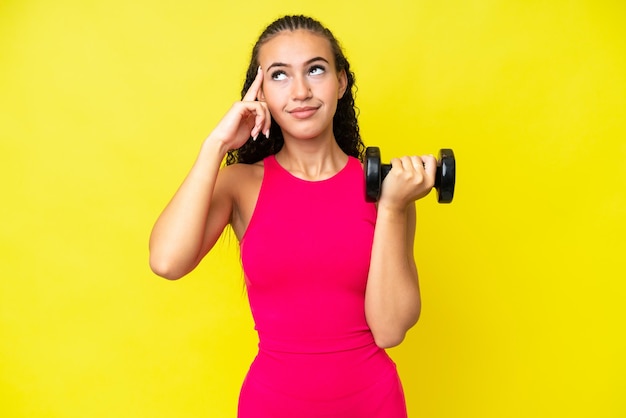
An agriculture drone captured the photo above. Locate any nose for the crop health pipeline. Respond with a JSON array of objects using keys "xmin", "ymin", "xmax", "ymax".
[{"xmin": 291, "ymin": 75, "xmax": 312, "ymax": 100}]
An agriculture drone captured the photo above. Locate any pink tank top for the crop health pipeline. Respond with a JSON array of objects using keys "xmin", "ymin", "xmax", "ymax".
[{"xmin": 240, "ymin": 154, "xmax": 378, "ymax": 354}]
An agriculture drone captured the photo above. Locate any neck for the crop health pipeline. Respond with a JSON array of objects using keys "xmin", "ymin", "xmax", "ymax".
[{"xmin": 275, "ymin": 135, "xmax": 348, "ymax": 181}]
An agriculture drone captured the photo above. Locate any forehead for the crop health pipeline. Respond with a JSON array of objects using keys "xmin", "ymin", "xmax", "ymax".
[{"xmin": 259, "ymin": 30, "xmax": 335, "ymax": 66}]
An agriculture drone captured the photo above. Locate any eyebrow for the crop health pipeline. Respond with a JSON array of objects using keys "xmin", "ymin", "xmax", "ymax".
[{"xmin": 266, "ymin": 56, "xmax": 330, "ymax": 71}]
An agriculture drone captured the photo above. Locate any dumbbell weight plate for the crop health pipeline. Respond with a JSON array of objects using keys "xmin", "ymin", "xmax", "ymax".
[
  {"xmin": 365, "ymin": 147, "xmax": 383, "ymax": 202},
  {"xmin": 436, "ymin": 148, "xmax": 455, "ymax": 204}
]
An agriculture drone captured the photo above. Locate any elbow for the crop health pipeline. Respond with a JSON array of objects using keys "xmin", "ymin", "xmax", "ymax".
[
  {"xmin": 150, "ymin": 263, "xmax": 185, "ymax": 281},
  {"xmin": 373, "ymin": 332, "xmax": 406, "ymax": 349},
  {"xmin": 370, "ymin": 309, "xmax": 421, "ymax": 349},
  {"xmin": 149, "ymin": 254, "xmax": 187, "ymax": 280}
]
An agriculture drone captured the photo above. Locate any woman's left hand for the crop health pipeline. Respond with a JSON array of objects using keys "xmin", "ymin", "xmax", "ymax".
[{"xmin": 378, "ymin": 154, "xmax": 437, "ymax": 211}]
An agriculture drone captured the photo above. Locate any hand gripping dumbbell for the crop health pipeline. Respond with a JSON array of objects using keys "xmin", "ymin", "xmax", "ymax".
[{"xmin": 364, "ymin": 147, "xmax": 456, "ymax": 203}]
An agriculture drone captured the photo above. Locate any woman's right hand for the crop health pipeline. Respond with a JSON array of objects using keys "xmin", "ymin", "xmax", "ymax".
[{"xmin": 206, "ymin": 66, "xmax": 272, "ymax": 150}]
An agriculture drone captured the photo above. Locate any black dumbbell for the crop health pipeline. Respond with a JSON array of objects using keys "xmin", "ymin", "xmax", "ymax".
[{"xmin": 364, "ymin": 147, "xmax": 456, "ymax": 203}]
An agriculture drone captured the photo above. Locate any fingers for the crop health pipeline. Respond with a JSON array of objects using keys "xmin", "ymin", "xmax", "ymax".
[
  {"xmin": 241, "ymin": 66, "xmax": 271, "ymax": 140},
  {"xmin": 420, "ymin": 154, "xmax": 437, "ymax": 180},
  {"xmin": 250, "ymin": 107, "xmax": 270, "ymax": 140},
  {"xmin": 391, "ymin": 155, "xmax": 433, "ymax": 173},
  {"xmin": 389, "ymin": 154, "xmax": 437, "ymax": 188},
  {"xmin": 247, "ymin": 102, "xmax": 271, "ymax": 140},
  {"xmin": 242, "ymin": 66, "xmax": 264, "ymax": 102}
]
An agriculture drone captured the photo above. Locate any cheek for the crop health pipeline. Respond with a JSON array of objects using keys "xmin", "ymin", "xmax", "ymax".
[
  {"xmin": 265, "ymin": 100, "xmax": 282, "ymax": 118},
  {"xmin": 315, "ymin": 80, "xmax": 341, "ymax": 101}
]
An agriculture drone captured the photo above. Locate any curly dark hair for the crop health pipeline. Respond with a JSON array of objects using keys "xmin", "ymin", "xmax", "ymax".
[{"xmin": 225, "ymin": 15, "xmax": 364, "ymax": 165}]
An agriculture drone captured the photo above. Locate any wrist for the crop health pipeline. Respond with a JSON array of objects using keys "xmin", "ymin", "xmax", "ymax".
[
  {"xmin": 201, "ymin": 134, "xmax": 231, "ymax": 160},
  {"xmin": 375, "ymin": 202, "xmax": 409, "ymax": 221},
  {"xmin": 185, "ymin": 137, "xmax": 230, "ymax": 184}
]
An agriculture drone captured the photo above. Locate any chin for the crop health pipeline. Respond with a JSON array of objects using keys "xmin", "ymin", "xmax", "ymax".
[{"xmin": 282, "ymin": 125, "xmax": 331, "ymax": 141}]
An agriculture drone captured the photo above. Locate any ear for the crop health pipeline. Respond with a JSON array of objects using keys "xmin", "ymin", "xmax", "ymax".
[
  {"xmin": 257, "ymin": 87, "xmax": 266, "ymax": 102},
  {"xmin": 337, "ymin": 69, "xmax": 348, "ymax": 98}
]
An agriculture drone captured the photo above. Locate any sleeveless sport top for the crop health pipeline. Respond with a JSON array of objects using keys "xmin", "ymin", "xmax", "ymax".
[
  {"xmin": 237, "ymin": 155, "xmax": 408, "ymax": 417},
  {"xmin": 240, "ymin": 154, "xmax": 377, "ymax": 354}
]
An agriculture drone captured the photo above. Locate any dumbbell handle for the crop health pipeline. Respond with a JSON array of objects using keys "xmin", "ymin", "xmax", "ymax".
[{"xmin": 379, "ymin": 164, "xmax": 443, "ymax": 188}]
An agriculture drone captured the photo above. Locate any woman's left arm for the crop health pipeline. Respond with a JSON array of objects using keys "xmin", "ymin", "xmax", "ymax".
[{"xmin": 365, "ymin": 155, "xmax": 436, "ymax": 349}]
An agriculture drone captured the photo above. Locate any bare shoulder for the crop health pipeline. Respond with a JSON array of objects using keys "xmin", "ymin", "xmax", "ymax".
[
  {"xmin": 217, "ymin": 161, "xmax": 264, "ymax": 208},
  {"xmin": 219, "ymin": 161, "xmax": 264, "ymax": 184},
  {"xmin": 218, "ymin": 161, "xmax": 264, "ymax": 239}
]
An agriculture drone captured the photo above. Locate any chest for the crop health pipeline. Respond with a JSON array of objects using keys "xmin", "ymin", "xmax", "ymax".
[{"xmin": 240, "ymin": 172, "xmax": 377, "ymax": 291}]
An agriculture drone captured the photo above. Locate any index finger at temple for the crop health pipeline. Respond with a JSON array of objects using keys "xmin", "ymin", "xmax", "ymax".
[{"xmin": 243, "ymin": 66, "xmax": 263, "ymax": 102}]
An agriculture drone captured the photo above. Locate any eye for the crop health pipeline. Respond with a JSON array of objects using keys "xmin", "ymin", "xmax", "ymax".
[
  {"xmin": 271, "ymin": 70, "xmax": 287, "ymax": 81},
  {"xmin": 309, "ymin": 65, "xmax": 325, "ymax": 76}
]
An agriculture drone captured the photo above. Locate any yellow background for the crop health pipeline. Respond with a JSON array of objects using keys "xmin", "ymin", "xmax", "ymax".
[{"xmin": 1, "ymin": 0, "xmax": 625, "ymax": 417}]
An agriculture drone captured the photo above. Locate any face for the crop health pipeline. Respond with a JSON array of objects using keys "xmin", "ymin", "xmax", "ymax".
[{"xmin": 257, "ymin": 30, "xmax": 348, "ymax": 141}]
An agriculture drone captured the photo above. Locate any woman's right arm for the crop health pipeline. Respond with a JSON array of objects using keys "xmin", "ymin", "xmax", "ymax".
[
  {"xmin": 149, "ymin": 139, "xmax": 232, "ymax": 280},
  {"xmin": 149, "ymin": 67, "xmax": 270, "ymax": 280}
]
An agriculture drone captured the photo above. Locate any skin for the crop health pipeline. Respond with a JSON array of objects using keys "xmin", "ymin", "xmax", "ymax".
[{"xmin": 149, "ymin": 29, "xmax": 437, "ymax": 348}]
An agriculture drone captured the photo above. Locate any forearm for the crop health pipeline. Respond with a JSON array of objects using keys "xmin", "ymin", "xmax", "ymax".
[
  {"xmin": 149, "ymin": 138, "xmax": 229, "ymax": 279},
  {"xmin": 365, "ymin": 203, "xmax": 420, "ymax": 348}
]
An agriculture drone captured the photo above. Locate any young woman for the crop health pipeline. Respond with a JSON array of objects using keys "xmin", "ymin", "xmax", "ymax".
[{"xmin": 149, "ymin": 15, "xmax": 437, "ymax": 418}]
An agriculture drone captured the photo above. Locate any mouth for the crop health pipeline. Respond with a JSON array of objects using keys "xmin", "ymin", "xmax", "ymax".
[{"xmin": 287, "ymin": 106, "xmax": 320, "ymax": 119}]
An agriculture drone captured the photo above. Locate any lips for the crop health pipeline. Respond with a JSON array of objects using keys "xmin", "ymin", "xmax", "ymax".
[{"xmin": 287, "ymin": 106, "xmax": 319, "ymax": 119}]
